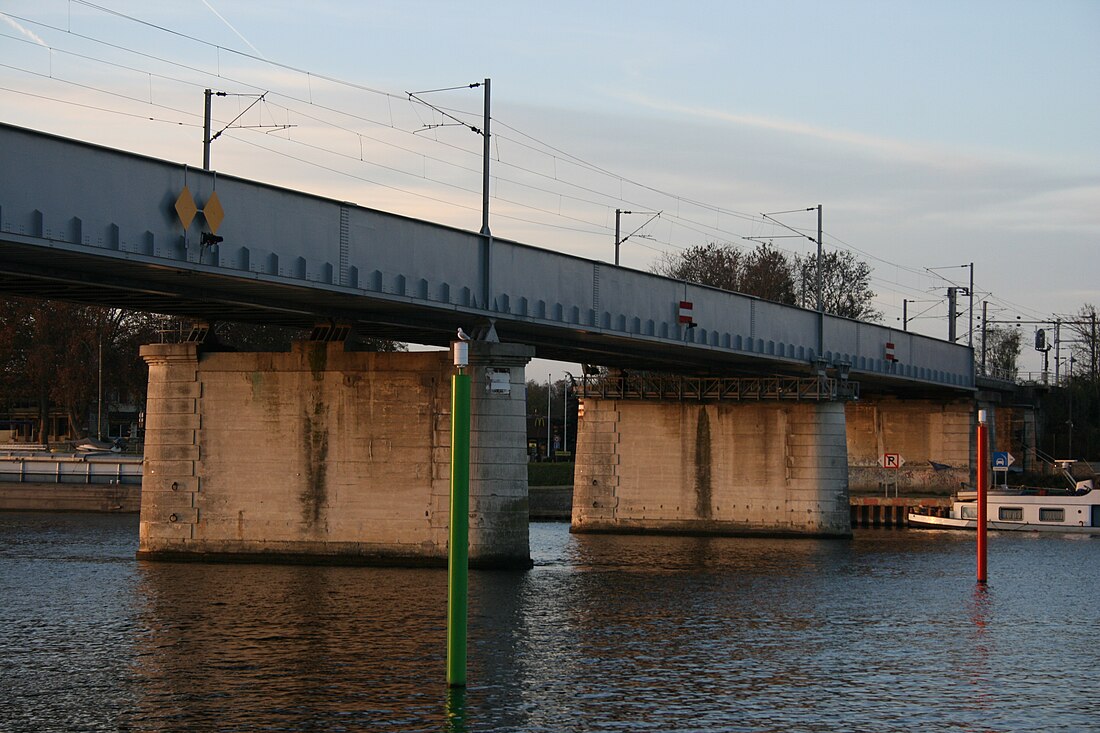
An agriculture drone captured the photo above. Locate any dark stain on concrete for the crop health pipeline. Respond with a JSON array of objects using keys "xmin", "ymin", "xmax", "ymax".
[
  {"xmin": 301, "ymin": 399, "xmax": 329, "ymax": 529},
  {"xmin": 694, "ymin": 407, "xmax": 713, "ymax": 519},
  {"xmin": 306, "ymin": 343, "xmax": 327, "ymax": 381}
]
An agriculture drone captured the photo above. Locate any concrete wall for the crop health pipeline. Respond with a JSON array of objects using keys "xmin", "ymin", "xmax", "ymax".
[
  {"xmin": 138, "ymin": 341, "xmax": 532, "ymax": 568},
  {"xmin": 846, "ymin": 398, "xmax": 971, "ymax": 493},
  {"xmin": 573, "ymin": 399, "xmax": 851, "ymax": 537},
  {"xmin": 992, "ymin": 404, "xmax": 1038, "ymax": 472},
  {"xmin": 466, "ymin": 342, "xmax": 534, "ymax": 565}
]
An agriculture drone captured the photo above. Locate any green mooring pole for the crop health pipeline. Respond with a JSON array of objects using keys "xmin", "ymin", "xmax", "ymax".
[{"xmin": 447, "ymin": 353, "xmax": 471, "ymax": 687}]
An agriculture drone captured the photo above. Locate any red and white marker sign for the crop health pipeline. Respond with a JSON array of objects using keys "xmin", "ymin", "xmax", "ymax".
[
  {"xmin": 879, "ymin": 453, "xmax": 905, "ymax": 468},
  {"xmin": 885, "ymin": 341, "xmax": 897, "ymax": 362},
  {"xmin": 678, "ymin": 300, "xmax": 694, "ymax": 325}
]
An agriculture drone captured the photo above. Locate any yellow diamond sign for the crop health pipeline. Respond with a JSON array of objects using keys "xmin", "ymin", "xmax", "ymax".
[
  {"xmin": 203, "ymin": 190, "xmax": 225, "ymax": 234},
  {"xmin": 174, "ymin": 186, "xmax": 197, "ymax": 230}
]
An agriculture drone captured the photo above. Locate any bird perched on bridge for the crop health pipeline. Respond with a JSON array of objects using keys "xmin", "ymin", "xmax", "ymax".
[{"xmin": 457, "ymin": 327, "xmax": 471, "ymax": 341}]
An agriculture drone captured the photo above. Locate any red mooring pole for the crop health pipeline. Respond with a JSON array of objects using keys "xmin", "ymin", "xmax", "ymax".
[{"xmin": 976, "ymin": 409, "xmax": 989, "ymax": 584}]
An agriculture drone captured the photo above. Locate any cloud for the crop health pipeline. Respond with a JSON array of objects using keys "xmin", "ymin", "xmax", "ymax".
[
  {"xmin": 0, "ymin": 12, "xmax": 47, "ymax": 46},
  {"xmin": 199, "ymin": 0, "xmax": 266, "ymax": 60},
  {"xmin": 621, "ymin": 92, "xmax": 996, "ymax": 172}
]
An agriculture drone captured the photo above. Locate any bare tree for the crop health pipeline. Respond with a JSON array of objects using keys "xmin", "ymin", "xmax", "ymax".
[
  {"xmin": 794, "ymin": 250, "xmax": 881, "ymax": 322},
  {"xmin": 651, "ymin": 242, "xmax": 797, "ymax": 304},
  {"xmin": 652, "ymin": 241, "xmax": 878, "ymax": 320},
  {"xmin": 1064, "ymin": 303, "xmax": 1098, "ymax": 381},
  {"xmin": 652, "ymin": 242, "xmax": 745, "ymax": 292},
  {"xmin": 985, "ymin": 325, "xmax": 1023, "ymax": 381},
  {"xmin": 0, "ymin": 298, "xmax": 160, "ymax": 441},
  {"xmin": 740, "ymin": 243, "xmax": 798, "ymax": 304}
]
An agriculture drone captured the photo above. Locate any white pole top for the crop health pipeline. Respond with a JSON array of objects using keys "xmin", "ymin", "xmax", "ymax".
[{"xmin": 453, "ymin": 341, "xmax": 469, "ymax": 368}]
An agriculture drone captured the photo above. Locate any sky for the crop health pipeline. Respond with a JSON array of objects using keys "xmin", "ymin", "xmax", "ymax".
[{"xmin": 1, "ymin": 0, "xmax": 1097, "ymax": 378}]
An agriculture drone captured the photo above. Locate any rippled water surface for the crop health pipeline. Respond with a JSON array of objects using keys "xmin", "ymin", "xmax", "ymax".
[{"xmin": 2, "ymin": 512, "xmax": 1099, "ymax": 732}]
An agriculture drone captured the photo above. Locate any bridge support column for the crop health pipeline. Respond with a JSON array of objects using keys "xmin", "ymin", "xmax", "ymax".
[
  {"xmin": 573, "ymin": 399, "xmax": 851, "ymax": 537},
  {"xmin": 466, "ymin": 341, "xmax": 536, "ymax": 566},
  {"xmin": 845, "ymin": 398, "xmax": 972, "ymax": 493},
  {"xmin": 137, "ymin": 340, "xmax": 533, "ymax": 568}
]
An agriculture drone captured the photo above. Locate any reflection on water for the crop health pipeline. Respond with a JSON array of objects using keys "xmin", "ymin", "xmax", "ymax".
[
  {"xmin": 2, "ymin": 513, "xmax": 1099, "ymax": 732},
  {"xmin": 130, "ymin": 562, "xmax": 454, "ymax": 730}
]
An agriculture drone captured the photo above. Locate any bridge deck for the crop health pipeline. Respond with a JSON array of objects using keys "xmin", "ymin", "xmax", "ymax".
[{"xmin": 0, "ymin": 123, "xmax": 973, "ymax": 393}]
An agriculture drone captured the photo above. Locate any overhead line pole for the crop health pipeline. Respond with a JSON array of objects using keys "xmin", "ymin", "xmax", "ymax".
[
  {"xmin": 761, "ymin": 205, "xmax": 822, "ymax": 353},
  {"xmin": 406, "ymin": 80, "xmax": 492, "ymax": 306},
  {"xmin": 968, "ymin": 262, "xmax": 974, "ymax": 348},
  {"xmin": 613, "ymin": 209, "xmax": 660, "ymax": 266},
  {"xmin": 480, "ymin": 78, "xmax": 491, "ymax": 237},
  {"xmin": 615, "ymin": 209, "xmax": 626, "ymax": 266},
  {"xmin": 981, "ymin": 300, "xmax": 988, "ymax": 374},
  {"xmin": 203, "ymin": 88, "xmax": 213, "ymax": 171},
  {"xmin": 480, "ymin": 79, "xmax": 492, "ymax": 311},
  {"xmin": 816, "ymin": 204, "xmax": 823, "ymax": 314}
]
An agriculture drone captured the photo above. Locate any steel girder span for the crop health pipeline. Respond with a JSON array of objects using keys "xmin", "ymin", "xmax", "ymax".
[{"xmin": 0, "ymin": 123, "xmax": 973, "ymax": 394}]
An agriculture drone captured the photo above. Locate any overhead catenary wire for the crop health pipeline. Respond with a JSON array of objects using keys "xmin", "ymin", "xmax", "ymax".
[
  {"xmin": 0, "ymin": 16, "xmax": 685, "ymax": 243},
  {"xmin": 0, "ymin": 3, "xmax": 1062, "ymax": 335},
  {"xmin": 226, "ymin": 133, "xmax": 609, "ymax": 238},
  {"xmin": 0, "ymin": 13, "xmax": 910, "ymax": 258},
  {"xmin": 0, "ymin": 83, "xmax": 199, "ymax": 127}
]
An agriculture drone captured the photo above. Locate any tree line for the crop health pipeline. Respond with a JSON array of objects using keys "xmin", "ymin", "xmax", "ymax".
[
  {"xmin": 0, "ymin": 296, "xmax": 401, "ymax": 444},
  {"xmin": 1035, "ymin": 304, "xmax": 1099, "ymax": 460},
  {"xmin": 0, "ymin": 298, "xmax": 157, "ymax": 442},
  {"xmin": 651, "ymin": 241, "xmax": 881, "ymax": 321}
]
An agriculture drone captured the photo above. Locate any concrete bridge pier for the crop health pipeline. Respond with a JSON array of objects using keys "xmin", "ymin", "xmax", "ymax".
[
  {"xmin": 845, "ymin": 398, "xmax": 973, "ymax": 493},
  {"xmin": 137, "ymin": 339, "xmax": 534, "ymax": 568},
  {"xmin": 572, "ymin": 381, "xmax": 852, "ymax": 537}
]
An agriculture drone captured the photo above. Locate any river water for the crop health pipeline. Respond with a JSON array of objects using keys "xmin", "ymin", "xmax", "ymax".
[{"xmin": 1, "ymin": 512, "xmax": 1098, "ymax": 732}]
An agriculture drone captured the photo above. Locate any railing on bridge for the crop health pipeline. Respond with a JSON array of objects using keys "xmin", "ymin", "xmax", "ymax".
[
  {"xmin": 0, "ymin": 452, "xmax": 144, "ymax": 485},
  {"xmin": 977, "ymin": 366, "xmax": 1071, "ymax": 388},
  {"xmin": 573, "ymin": 373, "xmax": 858, "ymax": 402}
]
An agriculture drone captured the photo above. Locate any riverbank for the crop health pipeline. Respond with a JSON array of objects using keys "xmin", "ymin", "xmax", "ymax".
[
  {"xmin": 0, "ymin": 482, "xmax": 140, "ymax": 512},
  {"xmin": 0, "ymin": 482, "xmax": 953, "ymax": 526}
]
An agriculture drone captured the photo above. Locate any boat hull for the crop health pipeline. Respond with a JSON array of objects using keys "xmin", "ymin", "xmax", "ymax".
[{"xmin": 907, "ymin": 512, "xmax": 1100, "ymax": 535}]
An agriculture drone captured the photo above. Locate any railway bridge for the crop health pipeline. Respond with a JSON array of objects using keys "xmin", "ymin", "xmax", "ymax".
[{"xmin": 0, "ymin": 123, "xmax": 977, "ymax": 566}]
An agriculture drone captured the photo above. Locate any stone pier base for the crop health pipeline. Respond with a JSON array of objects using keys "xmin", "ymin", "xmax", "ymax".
[
  {"xmin": 138, "ymin": 340, "xmax": 533, "ymax": 568},
  {"xmin": 572, "ymin": 399, "xmax": 851, "ymax": 537}
]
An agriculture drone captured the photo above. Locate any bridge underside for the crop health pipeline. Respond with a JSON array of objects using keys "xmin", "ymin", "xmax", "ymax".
[
  {"xmin": 0, "ymin": 238, "xmax": 791, "ymax": 376},
  {"xmin": 0, "ymin": 238, "xmax": 962, "ymax": 399}
]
